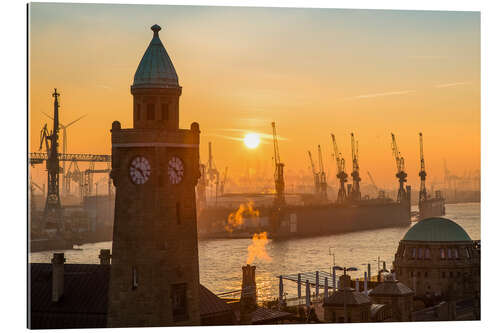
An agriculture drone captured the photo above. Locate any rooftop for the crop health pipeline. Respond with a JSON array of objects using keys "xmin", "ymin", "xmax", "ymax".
[
  {"xmin": 402, "ymin": 217, "xmax": 472, "ymax": 242},
  {"xmin": 132, "ymin": 24, "xmax": 179, "ymax": 89}
]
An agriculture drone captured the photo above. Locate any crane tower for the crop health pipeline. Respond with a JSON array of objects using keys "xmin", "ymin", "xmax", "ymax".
[
  {"xmin": 349, "ymin": 133, "xmax": 361, "ymax": 201},
  {"xmin": 272, "ymin": 122, "xmax": 285, "ymax": 207},
  {"xmin": 418, "ymin": 132, "xmax": 427, "ymax": 205},
  {"xmin": 331, "ymin": 134, "xmax": 348, "ymax": 204},
  {"xmin": 391, "ymin": 133, "xmax": 408, "ymax": 203}
]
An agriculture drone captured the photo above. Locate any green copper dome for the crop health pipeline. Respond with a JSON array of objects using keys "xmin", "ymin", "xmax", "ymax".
[
  {"xmin": 132, "ymin": 24, "xmax": 179, "ymax": 89},
  {"xmin": 402, "ymin": 217, "xmax": 472, "ymax": 242}
]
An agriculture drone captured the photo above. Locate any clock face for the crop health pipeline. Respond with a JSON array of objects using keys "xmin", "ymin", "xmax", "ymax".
[
  {"xmin": 168, "ymin": 156, "xmax": 184, "ymax": 184},
  {"xmin": 129, "ymin": 156, "xmax": 151, "ymax": 184}
]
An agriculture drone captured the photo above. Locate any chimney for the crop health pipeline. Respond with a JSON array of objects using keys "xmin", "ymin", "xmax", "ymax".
[
  {"xmin": 240, "ymin": 264, "xmax": 257, "ymax": 324},
  {"xmin": 51, "ymin": 253, "xmax": 65, "ymax": 302},
  {"xmin": 339, "ymin": 274, "xmax": 352, "ymax": 290},
  {"xmin": 99, "ymin": 249, "xmax": 111, "ymax": 265}
]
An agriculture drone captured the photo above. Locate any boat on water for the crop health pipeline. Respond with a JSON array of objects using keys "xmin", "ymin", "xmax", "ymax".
[{"xmin": 197, "ymin": 191, "xmax": 412, "ymax": 240}]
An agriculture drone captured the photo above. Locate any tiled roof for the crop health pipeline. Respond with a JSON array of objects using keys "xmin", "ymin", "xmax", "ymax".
[
  {"xmin": 29, "ymin": 263, "xmax": 109, "ymax": 329},
  {"xmin": 232, "ymin": 305, "xmax": 293, "ymax": 324},
  {"xmin": 370, "ymin": 280, "xmax": 414, "ymax": 296},
  {"xmin": 199, "ymin": 284, "xmax": 234, "ymax": 318},
  {"xmin": 324, "ymin": 289, "xmax": 372, "ymax": 306},
  {"xmin": 29, "ymin": 263, "xmax": 234, "ymax": 328}
]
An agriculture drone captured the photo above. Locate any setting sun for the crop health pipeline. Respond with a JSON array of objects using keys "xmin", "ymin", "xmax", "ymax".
[{"xmin": 243, "ymin": 133, "xmax": 260, "ymax": 149}]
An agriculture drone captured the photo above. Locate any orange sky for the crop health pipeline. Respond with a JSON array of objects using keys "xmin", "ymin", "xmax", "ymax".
[{"xmin": 29, "ymin": 4, "xmax": 480, "ymax": 191}]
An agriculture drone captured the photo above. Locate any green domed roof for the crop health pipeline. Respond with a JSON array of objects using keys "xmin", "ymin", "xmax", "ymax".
[{"xmin": 402, "ymin": 217, "xmax": 471, "ymax": 242}]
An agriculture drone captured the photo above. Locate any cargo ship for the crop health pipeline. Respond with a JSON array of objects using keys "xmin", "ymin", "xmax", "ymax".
[{"xmin": 197, "ymin": 189, "xmax": 412, "ymax": 239}]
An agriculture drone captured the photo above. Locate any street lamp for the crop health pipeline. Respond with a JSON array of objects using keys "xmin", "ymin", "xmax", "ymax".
[{"xmin": 334, "ymin": 265, "xmax": 358, "ymax": 323}]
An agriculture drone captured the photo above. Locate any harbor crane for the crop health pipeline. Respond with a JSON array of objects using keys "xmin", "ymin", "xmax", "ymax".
[
  {"xmin": 317, "ymin": 145, "xmax": 328, "ymax": 201},
  {"xmin": 391, "ymin": 133, "xmax": 408, "ymax": 203},
  {"xmin": 206, "ymin": 142, "xmax": 220, "ymax": 204},
  {"xmin": 38, "ymin": 89, "xmax": 63, "ymax": 230},
  {"xmin": 349, "ymin": 133, "xmax": 362, "ymax": 201},
  {"xmin": 43, "ymin": 111, "xmax": 87, "ymax": 195},
  {"xmin": 307, "ymin": 150, "xmax": 320, "ymax": 195},
  {"xmin": 219, "ymin": 166, "xmax": 228, "ymax": 197},
  {"xmin": 196, "ymin": 164, "xmax": 207, "ymax": 209},
  {"xmin": 331, "ymin": 134, "xmax": 348, "ymax": 204},
  {"xmin": 418, "ymin": 132, "xmax": 427, "ymax": 205},
  {"xmin": 272, "ymin": 122, "xmax": 285, "ymax": 207}
]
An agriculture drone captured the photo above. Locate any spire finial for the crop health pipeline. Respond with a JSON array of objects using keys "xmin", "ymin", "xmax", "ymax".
[{"xmin": 151, "ymin": 24, "xmax": 161, "ymax": 37}]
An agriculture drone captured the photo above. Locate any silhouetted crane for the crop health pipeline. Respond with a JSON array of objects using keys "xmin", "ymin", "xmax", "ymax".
[
  {"xmin": 331, "ymin": 134, "xmax": 348, "ymax": 204},
  {"xmin": 317, "ymin": 145, "xmax": 328, "ymax": 201},
  {"xmin": 349, "ymin": 133, "xmax": 361, "ymax": 201},
  {"xmin": 307, "ymin": 150, "xmax": 320, "ymax": 195},
  {"xmin": 39, "ymin": 89, "xmax": 63, "ymax": 231},
  {"xmin": 418, "ymin": 132, "xmax": 427, "ymax": 205},
  {"xmin": 272, "ymin": 122, "xmax": 285, "ymax": 207},
  {"xmin": 391, "ymin": 133, "xmax": 408, "ymax": 203},
  {"xmin": 43, "ymin": 111, "xmax": 87, "ymax": 195}
]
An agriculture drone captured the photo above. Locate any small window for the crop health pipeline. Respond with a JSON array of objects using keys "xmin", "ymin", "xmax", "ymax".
[
  {"xmin": 132, "ymin": 266, "xmax": 138, "ymax": 290},
  {"xmin": 417, "ymin": 271, "xmax": 421, "ymax": 277},
  {"xmin": 424, "ymin": 271, "xmax": 428, "ymax": 278},
  {"xmin": 418, "ymin": 248, "xmax": 424, "ymax": 259},
  {"xmin": 136, "ymin": 104, "xmax": 141, "ymax": 120},
  {"xmin": 161, "ymin": 104, "xmax": 169, "ymax": 120},
  {"xmin": 442, "ymin": 272, "xmax": 446, "ymax": 278},
  {"xmin": 147, "ymin": 103, "xmax": 155, "ymax": 120},
  {"xmin": 172, "ymin": 283, "xmax": 188, "ymax": 322},
  {"xmin": 449, "ymin": 272, "xmax": 454, "ymax": 278},
  {"xmin": 440, "ymin": 248, "xmax": 446, "ymax": 259},
  {"xmin": 453, "ymin": 248, "xmax": 459, "ymax": 259},
  {"xmin": 425, "ymin": 248, "xmax": 431, "ymax": 259},
  {"xmin": 466, "ymin": 248, "xmax": 471, "ymax": 258},
  {"xmin": 176, "ymin": 202, "xmax": 181, "ymax": 225},
  {"xmin": 447, "ymin": 248, "xmax": 452, "ymax": 259},
  {"xmin": 411, "ymin": 248, "xmax": 416, "ymax": 259},
  {"xmin": 402, "ymin": 247, "xmax": 407, "ymax": 257}
]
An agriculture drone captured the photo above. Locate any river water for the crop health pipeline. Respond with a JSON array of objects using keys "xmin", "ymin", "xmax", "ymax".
[{"xmin": 30, "ymin": 202, "xmax": 480, "ymax": 301}]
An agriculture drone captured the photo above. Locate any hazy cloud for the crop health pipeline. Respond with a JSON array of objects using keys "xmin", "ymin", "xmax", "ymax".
[
  {"xmin": 434, "ymin": 81, "xmax": 471, "ymax": 88},
  {"xmin": 345, "ymin": 90, "xmax": 416, "ymax": 100}
]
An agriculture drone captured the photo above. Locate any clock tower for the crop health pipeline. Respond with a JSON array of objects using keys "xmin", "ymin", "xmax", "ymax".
[{"xmin": 107, "ymin": 24, "xmax": 201, "ymax": 327}]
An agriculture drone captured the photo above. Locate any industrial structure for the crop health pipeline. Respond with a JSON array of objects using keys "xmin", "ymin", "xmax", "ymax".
[
  {"xmin": 348, "ymin": 133, "xmax": 361, "ymax": 202},
  {"xmin": 391, "ymin": 133, "xmax": 409, "ymax": 204},
  {"xmin": 331, "ymin": 134, "xmax": 348, "ymax": 205},
  {"xmin": 417, "ymin": 133, "xmax": 445, "ymax": 219},
  {"xmin": 272, "ymin": 121, "xmax": 285, "ymax": 207}
]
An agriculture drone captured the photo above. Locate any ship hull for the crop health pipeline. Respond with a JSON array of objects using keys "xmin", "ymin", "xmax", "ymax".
[
  {"xmin": 198, "ymin": 201, "xmax": 411, "ymax": 239},
  {"xmin": 418, "ymin": 198, "xmax": 446, "ymax": 220}
]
